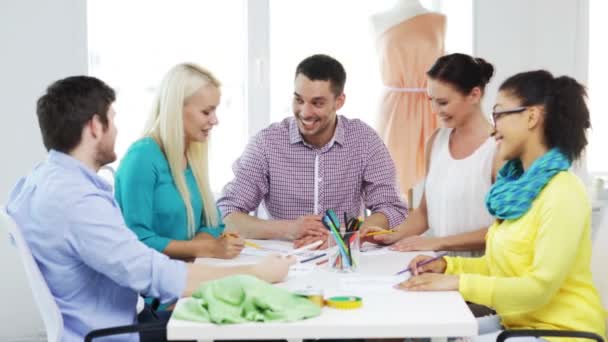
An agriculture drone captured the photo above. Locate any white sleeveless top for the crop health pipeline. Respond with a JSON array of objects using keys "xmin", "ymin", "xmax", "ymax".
[{"xmin": 425, "ymin": 128, "xmax": 496, "ymax": 257}]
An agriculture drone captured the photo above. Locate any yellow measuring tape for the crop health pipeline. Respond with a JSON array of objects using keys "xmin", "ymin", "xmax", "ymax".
[{"xmin": 325, "ymin": 296, "xmax": 363, "ymax": 309}]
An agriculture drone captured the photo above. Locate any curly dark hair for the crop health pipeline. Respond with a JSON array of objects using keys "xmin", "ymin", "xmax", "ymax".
[{"xmin": 499, "ymin": 70, "xmax": 590, "ymax": 162}]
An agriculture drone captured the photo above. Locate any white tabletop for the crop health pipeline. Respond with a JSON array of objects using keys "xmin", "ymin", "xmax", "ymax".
[{"xmin": 167, "ymin": 240, "xmax": 477, "ymax": 340}]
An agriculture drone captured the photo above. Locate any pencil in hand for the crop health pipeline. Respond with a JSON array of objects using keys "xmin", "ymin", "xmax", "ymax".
[
  {"xmin": 244, "ymin": 240, "xmax": 264, "ymax": 249},
  {"xmin": 364, "ymin": 229, "xmax": 395, "ymax": 237},
  {"xmin": 395, "ymin": 252, "xmax": 448, "ymax": 275},
  {"xmin": 221, "ymin": 232, "xmax": 240, "ymax": 238}
]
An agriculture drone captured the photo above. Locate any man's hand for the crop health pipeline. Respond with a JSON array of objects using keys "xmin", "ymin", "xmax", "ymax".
[
  {"xmin": 359, "ymin": 226, "xmax": 402, "ymax": 245},
  {"xmin": 251, "ymin": 254, "xmax": 297, "ymax": 283},
  {"xmin": 389, "ymin": 235, "xmax": 443, "ymax": 252},
  {"xmin": 293, "ymin": 234, "xmax": 328, "ymax": 249},
  {"xmin": 286, "ymin": 215, "xmax": 327, "ymax": 240}
]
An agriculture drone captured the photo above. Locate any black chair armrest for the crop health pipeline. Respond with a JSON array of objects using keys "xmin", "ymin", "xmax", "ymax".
[
  {"xmin": 497, "ymin": 329, "xmax": 604, "ymax": 342},
  {"xmin": 84, "ymin": 322, "xmax": 166, "ymax": 342},
  {"xmin": 150, "ymin": 298, "xmax": 160, "ymax": 311}
]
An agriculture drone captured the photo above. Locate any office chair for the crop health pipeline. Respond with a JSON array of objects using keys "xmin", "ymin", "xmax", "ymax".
[{"xmin": 1, "ymin": 208, "xmax": 166, "ymax": 342}]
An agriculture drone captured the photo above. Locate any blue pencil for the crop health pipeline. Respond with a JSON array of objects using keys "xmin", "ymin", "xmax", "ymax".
[
  {"xmin": 300, "ymin": 253, "xmax": 327, "ymax": 263},
  {"xmin": 395, "ymin": 252, "xmax": 448, "ymax": 275}
]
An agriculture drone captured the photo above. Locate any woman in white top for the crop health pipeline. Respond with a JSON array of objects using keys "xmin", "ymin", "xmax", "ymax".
[{"xmin": 365, "ymin": 53, "xmax": 502, "ymax": 256}]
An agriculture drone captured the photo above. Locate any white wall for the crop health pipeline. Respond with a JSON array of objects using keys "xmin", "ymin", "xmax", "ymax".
[
  {"xmin": 0, "ymin": 0, "xmax": 87, "ymax": 340},
  {"xmin": 474, "ymin": 0, "xmax": 589, "ymax": 113}
]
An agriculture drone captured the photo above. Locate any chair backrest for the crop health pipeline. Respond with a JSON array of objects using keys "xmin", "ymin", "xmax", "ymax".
[
  {"xmin": 591, "ymin": 210, "xmax": 608, "ymax": 326},
  {"xmin": 1, "ymin": 208, "xmax": 63, "ymax": 342}
]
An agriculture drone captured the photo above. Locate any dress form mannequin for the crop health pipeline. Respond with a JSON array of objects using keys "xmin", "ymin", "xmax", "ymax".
[
  {"xmin": 370, "ymin": 0, "xmax": 429, "ymax": 39},
  {"xmin": 371, "ymin": 0, "xmax": 446, "ymax": 203}
]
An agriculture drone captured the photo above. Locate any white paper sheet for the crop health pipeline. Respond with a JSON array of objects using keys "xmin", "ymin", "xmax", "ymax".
[
  {"xmin": 241, "ymin": 240, "xmax": 325, "ymax": 260},
  {"xmin": 338, "ymin": 275, "xmax": 409, "ymax": 292},
  {"xmin": 359, "ymin": 244, "xmax": 392, "ymax": 255}
]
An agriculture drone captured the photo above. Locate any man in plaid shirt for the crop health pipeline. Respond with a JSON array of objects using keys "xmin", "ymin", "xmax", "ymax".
[{"xmin": 218, "ymin": 54, "xmax": 408, "ymax": 247}]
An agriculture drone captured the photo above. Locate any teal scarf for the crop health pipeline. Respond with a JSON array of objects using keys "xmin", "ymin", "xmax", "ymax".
[{"xmin": 485, "ymin": 148, "xmax": 571, "ymax": 220}]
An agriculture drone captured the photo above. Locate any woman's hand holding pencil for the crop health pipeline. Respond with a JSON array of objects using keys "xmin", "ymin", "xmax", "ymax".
[
  {"xmin": 365, "ymin": 229, "xmax": 395, "ymax": 237},
  {"xmin": 404, "ymin": 253, "xmax": 448, "ymax": 276},
  {"xmin": 216, "ymin": 232, "xmax": 245, "ymax": 259},
  {"xmin": 393, "ymin": 253, "xmax": 458, "ymax": 292}
]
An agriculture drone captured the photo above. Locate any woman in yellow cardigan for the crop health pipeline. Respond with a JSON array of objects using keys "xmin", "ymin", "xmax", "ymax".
[{"xmin": 397, "ymin": 70, "xmax": 606, "ymax": 341}]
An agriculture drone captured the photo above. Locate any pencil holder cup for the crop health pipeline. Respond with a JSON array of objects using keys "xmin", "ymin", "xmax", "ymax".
[{"xmin": 327, "ymin": 230, "xmax": 360, "ymax": 273}]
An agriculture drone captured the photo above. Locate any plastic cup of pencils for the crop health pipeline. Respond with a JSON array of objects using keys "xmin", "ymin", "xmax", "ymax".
[{"xmin": 327, "ymin": 229, "xmax": 360, "ymax": 273}]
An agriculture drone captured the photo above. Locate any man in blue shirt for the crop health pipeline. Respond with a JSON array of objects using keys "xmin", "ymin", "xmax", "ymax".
[{"xmin": 6, "ymin": 76, "xmax": 294, "ymax": 342}]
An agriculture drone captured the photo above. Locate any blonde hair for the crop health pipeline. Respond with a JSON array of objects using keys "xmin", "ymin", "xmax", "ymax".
[{"xmin": 143, "ymin": 63, "xmax": 221, "ymax": 238}]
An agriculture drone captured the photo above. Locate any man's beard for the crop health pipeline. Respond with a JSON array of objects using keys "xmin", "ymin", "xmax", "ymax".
[{"xmin": 95, "ymin": 141, "xmax": 117, "ymax": 168}]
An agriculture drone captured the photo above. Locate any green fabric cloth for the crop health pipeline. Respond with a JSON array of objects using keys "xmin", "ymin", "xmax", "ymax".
[
  {"xmin": 173, "ymin": 275, "xmax": 321, "ymax": 324},
  {"xmin": 115, "ymin": 137, "xmax": 225, "ymax": 253}
]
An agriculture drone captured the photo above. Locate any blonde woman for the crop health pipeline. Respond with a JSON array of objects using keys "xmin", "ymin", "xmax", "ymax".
[{"xmin": 115, "ymin": 63, "xmax": 243, "ymax": 261}]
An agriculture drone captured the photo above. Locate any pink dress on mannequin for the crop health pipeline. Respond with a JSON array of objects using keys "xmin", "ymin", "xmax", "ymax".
[{"xmin": 376, "ymin": 13, "xmax": 445, "ymax": 198}]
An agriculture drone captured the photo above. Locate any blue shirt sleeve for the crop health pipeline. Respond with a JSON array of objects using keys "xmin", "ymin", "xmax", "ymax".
[
  {"xmin": 66, "ymin": 193, "xmax": 187, "ymax": 305},
  {"xmin": 115, "ymin": 142, "xmax": 171, "ymax": 252}
]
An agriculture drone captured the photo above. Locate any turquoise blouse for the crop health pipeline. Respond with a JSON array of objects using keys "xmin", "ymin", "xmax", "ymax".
[{"xmin": 115, "ymin": 137, "xmax": 224, "ymax": 253}]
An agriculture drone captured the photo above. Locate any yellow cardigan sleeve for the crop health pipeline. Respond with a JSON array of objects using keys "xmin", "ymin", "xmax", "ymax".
[
  {"xmin": 444, "ymin": 255, "xmax": 493, "ymax": 305},
  {"xmin": 445, "ymin": 255, "xmax": 490, "ymax": 275},
  {"xmin": 456, "ymin": 178, "xmax": 589, "ymax": 315}
]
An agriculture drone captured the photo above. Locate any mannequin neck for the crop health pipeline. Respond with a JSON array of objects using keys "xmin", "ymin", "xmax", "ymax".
[
  {"xmin": 391, "ymin": 0, "xmax": 427, "ymax": 16},
  {"xmin": 370, "ymin": 0, "xmax": 431, "ymax": 38}
]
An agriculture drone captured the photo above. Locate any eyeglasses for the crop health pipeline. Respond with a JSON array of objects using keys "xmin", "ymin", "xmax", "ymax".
[{"xmin": 491, "ymin": 106, "xmax": 527, "ymax": 125}]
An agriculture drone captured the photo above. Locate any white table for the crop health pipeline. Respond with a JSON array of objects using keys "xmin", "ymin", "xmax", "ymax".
[{"xmin": 167, "ymin": 240, "xmax": 477, "ymax": 341}]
